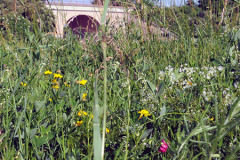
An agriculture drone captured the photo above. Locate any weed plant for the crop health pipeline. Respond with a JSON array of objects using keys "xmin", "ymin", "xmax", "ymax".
[{"xmin": 0, "ymin": 1, "xmax": 240, "ymax": 160}]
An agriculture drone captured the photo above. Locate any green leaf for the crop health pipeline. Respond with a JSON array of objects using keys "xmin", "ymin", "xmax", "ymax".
[
  {"xmin": 59, "ymin": 91, "xmax": 66, "ymax": 97},
  {"xmin": 63, "ymin": 113, "xmax": 67, "ymax": 121},
  {"xmin": 219, "ymin": 115, "xmax": 240, "ymax": 140},
  {"xmin": 234, "ymin": 29, "xmax": 240, "ymax": 41},
  {"xmin": 229, "ymin": 46, "xmax": 235, "ymax": 56},
  {"xmin": 160, "ymin": 105, "xmax": 166, "ymax": 121},
  {"xmin": 33, "ymin": 136, "xmax": 46, "ymax": 148},
  {"xmin": 226, "ymin": 141, "xmax": 240, "ymax": 160},
  {"xmin": 39, "ymin": 80, "xmax": 48, "ymax": 90},
  {"xmin": 156, "ymin": 82, "xmax": 165, "ymax": 97},
  {"xmin": 177, "ymin": 125, "xmax": 217, "ymax": 155},
  {"xmin": 7, "ymin": 74, "xmax": 25, "ymax": 105},
  {"xmin": 34, "ymin": 100, "xmax": 46, "ymax": 112},
  {"xmin": 140, "ymin": 129, "xmax": 153, "ymax": 140},
  {"xmin": 224, "ymin": 97, "xmax": 240, "ymax": 125},
  {"xmin": 47, "ymin": 132, "xmax": 55, "ymax": 141},
  {"xmin": 146, "ymin": 80, "xmax": 156, "ymax": 95},
  {"xmin": 113, "ymin": 141, "xmax": 125, "ymax": 160},
  {"xmin": 30, "ymin": 128, "xmax": 37, "ymax": 140},
  {"xmin": 210, "ymin": 154, "xmax": 220, "ymax": 158},
  {"xmin": 14, "ymin": 98, "xmax": 26, "ymax": 137},
  {"xmin": 211, "ymin": 59, "xmax": 222, "ymax": 67}
]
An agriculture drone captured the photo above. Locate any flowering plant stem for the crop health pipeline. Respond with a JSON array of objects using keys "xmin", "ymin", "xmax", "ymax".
[{"xmin": 93, "ymin": 0, "xmax": 110, "ymax": 159}]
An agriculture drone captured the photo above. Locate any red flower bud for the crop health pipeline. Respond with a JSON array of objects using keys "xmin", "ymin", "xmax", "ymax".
[{"xmin": 159, "ymin": 139, "xmax": 169, "ymax": 153}]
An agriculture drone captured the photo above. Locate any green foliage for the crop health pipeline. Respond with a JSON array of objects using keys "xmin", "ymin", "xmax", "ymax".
[
  {"xmin": 0, "ymin": 1, "xmax": 240, "ymax": 159},
  {"xmin": 0, "ymin": 0, "xmax": 55, "ymax": 38}
]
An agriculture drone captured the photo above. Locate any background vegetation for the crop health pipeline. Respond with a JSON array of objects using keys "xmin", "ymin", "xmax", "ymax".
[
  {"xmin": 0, "ymin": 0, "xmax": 55, "ymax": 38},
  {"xmin": 0, "ymin": 0, "xmax": 239, "ymax": 159}
]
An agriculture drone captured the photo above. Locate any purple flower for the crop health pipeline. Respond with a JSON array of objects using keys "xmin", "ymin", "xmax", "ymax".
[{"xmin": 159, "ymin": 139, "xmax": 169, "ymax": 153}]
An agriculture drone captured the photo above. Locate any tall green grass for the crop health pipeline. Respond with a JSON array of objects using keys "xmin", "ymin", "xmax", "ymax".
[{"xmin": 0, "ymin": 1, "xmax": 240, "ymax": 159}]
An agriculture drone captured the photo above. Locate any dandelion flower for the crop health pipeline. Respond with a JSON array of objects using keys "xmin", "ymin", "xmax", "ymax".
[
  {"xmin": 82, "ymin": 93, "xmax": 87, "ymax": 101},
  {"xmin": 77, "ymin": 79, "xmax": 87, "ymax": 85},
  {"xmin": 138, "ymin": 109, "xmax": 150, "ymax": 120},
  {"xmin": 21, "ymin": 82, "xmax": 27, "ymax": 86},
  {"xmin": 106, "ymin": 128, "xmax": 110, "ymax": 133},
  {"xmin": 64, "ymin": 82, "xmax": 70, "ymax": 87},
  {"xmin": 52, "ymin": 79, "xmax": 57, "ymax": 83},
  {"xmin": 49, "ymin": 98, "xmax": 52, "ymax": 102},
  {"xmin": 53, "ymin": 73, "xmax": 63, "ymax": 79},
  {"xmin": 44, "ymin": 70, "xmax": 52, "ymax": 75},
  {"xmin": 76, "ymin": 120, "xmax": 83, "ymax": 126},
  {"xmin": 78, "ymin": 110, "xmax": 88, "ymax": 116},
  {"xmin": 52, "ymin": 85, "xmax": 59, "ymax": 89},
  {"xmin": 65, "ymin": 83, "xmax": 70, "ymax": 87},
  {"xmin": 210, "ymin": 117, "xmax": 214, "ymax": 121}
]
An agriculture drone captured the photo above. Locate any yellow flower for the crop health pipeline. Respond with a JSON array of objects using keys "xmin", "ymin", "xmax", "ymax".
[
  {"xmin": 53, "ymin": 73, "xmax": 63, "ymax": 79},
  {"xmin": 106, "ymin": 128, "xmax": 110, "ymax": 133},
  {"xmin": 64, "ymin": 82, "xmax": 70, "ymax": 87},
  {"xmin": 210, "ymin": 117, "xmax": 214, "ymax": 121},
  {"xmin": 138, "ymin": 109, "xmax": 150, "ymax": 120},
  {"xmin": 52, "ymin": 85, "xmax": 59, "ymax": 89},
  {"xmin": 44, "ymin": 70, "xmax": 52, "ymax": 75},
  {"xmin": 78, "ymin": 110, "xmax": 88, "ymax": 116},
  {"xmin": 77, "ymin": 79, "xmax": 87, "ymax": 85},
  {"xmin": 90, "ymin": 114, "xmax": 94, "ymax": 119},
  {"xmin": 52, "ymin": 79, "xmax": 57, "ymax": 83},
  {"xmin": 49, "ymin": 98, "xmax": 52, "ymax": 102},
  {"xmin": 21, "ymin": 82, "xmax": 26, "ymax": 86},
  {"xmin": 76, "ymin": 120, "xmax": 83, "ymax": 126},
  {"xmin": 82, "ymin": 93, "xmax": 87, "ymax": 101},
  {"xmin": 188, "ymin": 81, "xmax": 192, "ymax": 85}
]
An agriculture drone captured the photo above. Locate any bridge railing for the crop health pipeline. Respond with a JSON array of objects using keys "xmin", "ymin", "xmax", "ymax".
[{"xmin": 45, "ymin": 0, "xmax": 123, "ymax": 7}]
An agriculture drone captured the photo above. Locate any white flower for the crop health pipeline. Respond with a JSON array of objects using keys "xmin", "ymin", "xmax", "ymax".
[
  {"xmin": 231, "ymin": 60, "xmax": 237, "ymax": 66},
  {"xmin": 234, "ymin": 82, "xmax": 239, "ymax": 88},
  {"xmin": 217, "ymin": 66, "xmax": 224, "ymax": 71},
  {"xmin": 158, "ymin": 71, "xmax": 165, "ymax": 80}
]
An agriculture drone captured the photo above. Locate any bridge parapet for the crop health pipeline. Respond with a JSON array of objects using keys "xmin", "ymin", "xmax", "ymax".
[{"xmin": 46, "ymin": 0, "xmax": 123, "ymax": 7}]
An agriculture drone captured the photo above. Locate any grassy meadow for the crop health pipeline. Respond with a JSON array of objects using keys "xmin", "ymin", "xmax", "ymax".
[{"xmin": 0, "ymin": 1, "xmax": 240, "ymax": 159}]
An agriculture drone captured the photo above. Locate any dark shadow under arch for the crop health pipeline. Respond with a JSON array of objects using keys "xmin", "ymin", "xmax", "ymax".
[{"xmin": 66, "ymin": 15, "xmax": 100, "ymax": 38}]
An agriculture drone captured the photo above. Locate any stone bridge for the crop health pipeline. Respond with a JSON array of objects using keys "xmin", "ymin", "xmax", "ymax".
[{"xmin": 45, "ymin": 1, "xmax": 129, "ymax": 37}]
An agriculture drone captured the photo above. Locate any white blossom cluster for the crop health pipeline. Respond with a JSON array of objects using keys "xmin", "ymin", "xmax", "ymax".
[
  {"xmin": 202, "ymin": 88, "xmax": 214, "ymax": 102},
  {"xmin": 159, "ymin": 64, "xmax": 199, "ymax": 89},
  {"xmin": 222, "ymin": 87, "xmax": 233, "ymax": 106},
  {"xmin": 0, "ymin": 88, "xmax": 10, "ymax": 108},
  {"xmin": 199, "ymin": 66, "xmax": 224, "ymax": 80},
  {"xmin": 159, "ymin": 64, "xmax": 228, "ymax": 86},
  {"xmin": 158, "ymin": 64, "xmax": 238, "ymax": 106}
]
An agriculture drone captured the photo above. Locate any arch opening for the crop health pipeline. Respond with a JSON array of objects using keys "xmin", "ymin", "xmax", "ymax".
[{"xmin": 66, "ymin": 15, "xmax": 100, "ymax": 38}]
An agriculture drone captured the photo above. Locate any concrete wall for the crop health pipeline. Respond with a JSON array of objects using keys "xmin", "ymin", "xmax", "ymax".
[{"xmin": 46, "ymin": 4, "xmax": 128, "ymax": 37}]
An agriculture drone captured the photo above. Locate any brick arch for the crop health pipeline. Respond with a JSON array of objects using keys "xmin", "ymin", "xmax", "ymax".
[{"xmin": 66, "ymin": 15, "xmax": 100, "ymax": 38}]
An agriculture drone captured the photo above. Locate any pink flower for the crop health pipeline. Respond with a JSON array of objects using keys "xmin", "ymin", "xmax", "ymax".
[{"xmin": 159, "ymin": 139, "xmax": 169, "ymax": 153}]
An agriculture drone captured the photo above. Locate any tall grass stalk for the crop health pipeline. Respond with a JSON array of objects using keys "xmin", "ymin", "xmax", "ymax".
[
  {"xmin": 92, "ymin": 0, "xmax": 110, "ymax": 159},
  {"xmin": 100, "ymin": 0, "xmax": 110, "ymax": 156},
  {"xmin": 124, "ymin": 70, "xmax": 131, "ymax": 159}
]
